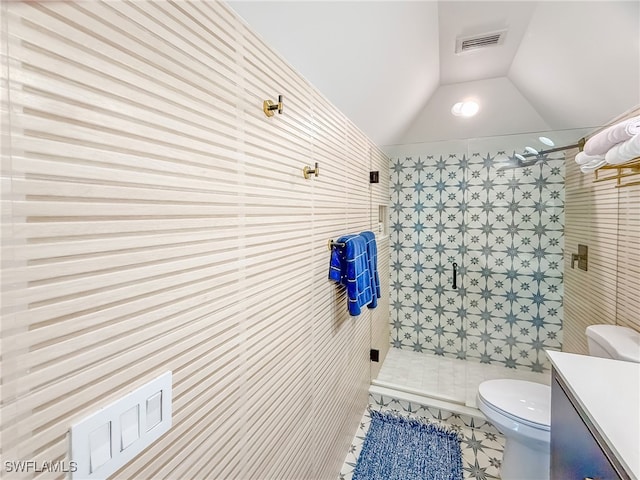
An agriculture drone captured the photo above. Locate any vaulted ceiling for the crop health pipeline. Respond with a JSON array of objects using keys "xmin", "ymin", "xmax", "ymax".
[{"xmin": 229, "ymin": 1, "xmax": 640, "ymax": 149}]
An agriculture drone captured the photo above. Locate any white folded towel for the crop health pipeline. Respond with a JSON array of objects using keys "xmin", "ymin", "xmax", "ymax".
[
  {"xmin": 575, "ymin": 151, "xmax": 604, "ymax": 165},
  {"xmin": 580, "ymin": 157, "xmax": 607, "ymax": 173},
  {"xmin": 605, "ymin": 133, "xmax": 640, "ymax": 165},
  {"xmin": 584, "ymin": 115, "xmax": 640, "ymax": 156}
]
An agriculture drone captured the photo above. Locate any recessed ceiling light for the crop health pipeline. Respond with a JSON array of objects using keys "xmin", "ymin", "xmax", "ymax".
[
  {"xmin": 539, "ymin": 136, "xmax": 555, "ymax": 147},
  {"xmin": 451, "ymin": 100, "xmax": 479, "ymax": 117},
  {"xmin": 515, "ymin": 153, "xmax": 526, "ymax": 161},
  {"xmin": 525, "ymin": 146, "xmax": 538, "ymax": 155}
]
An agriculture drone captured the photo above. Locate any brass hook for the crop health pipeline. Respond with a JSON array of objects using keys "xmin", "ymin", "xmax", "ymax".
[
  {"xmin": 303, "ymin": 162, "xmax": 319, "ymax": 179},
  {"xmin": 263, "ymin": 95, "xmax": 284, "ymax": 117}
]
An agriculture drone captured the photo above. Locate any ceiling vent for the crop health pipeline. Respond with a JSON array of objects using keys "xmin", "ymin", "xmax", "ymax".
[{"xmin": 455, "ymin": 30, "xmax": 507, "ymax": 54}]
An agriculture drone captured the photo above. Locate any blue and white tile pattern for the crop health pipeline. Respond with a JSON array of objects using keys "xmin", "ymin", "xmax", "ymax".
[
  {"xmin": 339, "ymin": 394, "xmax": 505, "ymax": 480},
  {"xmin": 390, "ymin": 152, "xmax": 564, "ymax": 371}
]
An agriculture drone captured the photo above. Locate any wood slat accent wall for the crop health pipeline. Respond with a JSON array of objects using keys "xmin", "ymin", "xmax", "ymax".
[
  {"xmin": 0, "ymin": 2, "xmax": 389, "ymax": 479},
  {"xmin": 564, "ymin": 107, "xmax": 640, "ymax": 354}
]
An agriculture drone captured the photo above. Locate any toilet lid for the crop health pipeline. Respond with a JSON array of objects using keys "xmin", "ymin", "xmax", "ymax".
[{"xmin": 478, "ymin": 379, "xmax": 551, "ymax": 429}]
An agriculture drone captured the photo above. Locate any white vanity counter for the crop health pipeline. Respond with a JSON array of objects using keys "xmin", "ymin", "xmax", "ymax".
[{"xmin": 547, "ymin": 350, "xmax": 640, "ymax": 480}]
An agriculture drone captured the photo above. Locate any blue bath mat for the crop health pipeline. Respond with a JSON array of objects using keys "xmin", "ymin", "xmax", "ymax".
[{"xmin": 353, "ymin": 410, "xmax": 463, "ymax": 480}]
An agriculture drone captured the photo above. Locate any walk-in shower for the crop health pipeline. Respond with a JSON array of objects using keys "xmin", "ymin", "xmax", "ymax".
[{"xmin": 379, "ymin": 128, "xmax": 593, "ymax": 408}]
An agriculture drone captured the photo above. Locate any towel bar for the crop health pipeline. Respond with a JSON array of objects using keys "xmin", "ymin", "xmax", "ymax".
[{"xmin": 327, "ymin": 239, "xmax": 346, "ymax": 251}]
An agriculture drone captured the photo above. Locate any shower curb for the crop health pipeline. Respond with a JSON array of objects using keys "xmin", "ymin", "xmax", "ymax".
[{"xmin": 369, "ymin": 384, "xmax": 501, "ymax": 435}]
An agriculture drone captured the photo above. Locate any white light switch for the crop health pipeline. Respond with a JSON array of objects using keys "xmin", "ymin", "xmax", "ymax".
[
  {"xmin": 70, "ymin": 371, "xmax": 172, "ymax": 480},
  {"xmin": 120, "ymin": 405, "xmax": 139, "ymax": 450},
  {"xmin": 89, "ymin": 422, "xmax": 111, "ymax": 473},
  {"xmin": 146, "ymin": 392, "xmax": 162, "ymax": 431}
]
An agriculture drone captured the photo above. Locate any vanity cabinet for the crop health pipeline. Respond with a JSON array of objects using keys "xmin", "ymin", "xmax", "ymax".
[{"xmin": 551, "ymin": 370, "xmax": 626, "ymax": 480}]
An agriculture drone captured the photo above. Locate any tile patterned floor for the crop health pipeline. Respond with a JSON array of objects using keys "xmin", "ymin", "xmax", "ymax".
[
  {"xmin": 340, "ymin": 392, "xmax": 506, "ymax": 480},
  {"xmin": 340, "ymin": 349, "xmax": 552, "ymax": 480}
]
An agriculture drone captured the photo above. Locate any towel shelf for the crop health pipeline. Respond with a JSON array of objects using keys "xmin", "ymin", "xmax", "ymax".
[{"xmin": 593, "ymin": 156, "xmax": 640, "ymax": 188}]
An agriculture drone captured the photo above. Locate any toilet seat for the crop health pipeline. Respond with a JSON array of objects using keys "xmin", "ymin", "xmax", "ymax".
[{"xmin": 477, "ymin": 379, "xmax": 550, "ymax": 430}]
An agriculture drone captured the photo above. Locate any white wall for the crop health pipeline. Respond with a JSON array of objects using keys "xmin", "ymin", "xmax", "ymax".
[
  {"xmin": 0, "ymin": 2, "xmax": 389, "ymax": 478},
  {"xmin": 228, "ymin": 1, "xmax": 441, "ymax": 147}
]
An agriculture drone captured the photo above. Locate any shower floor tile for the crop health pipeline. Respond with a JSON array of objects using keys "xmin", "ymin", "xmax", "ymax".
[{"xmin": 373, "ymin": 347, "xmax": 550, "ymax": 408}]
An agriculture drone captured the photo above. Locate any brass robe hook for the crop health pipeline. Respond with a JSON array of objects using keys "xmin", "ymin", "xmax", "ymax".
[
  {"xmin": 303, "ymin": 163, "xmax": 319, "ymax": 179},
  {"xmin": 263, "ymin": 95, "xmax": 283, "ymax": 117}
]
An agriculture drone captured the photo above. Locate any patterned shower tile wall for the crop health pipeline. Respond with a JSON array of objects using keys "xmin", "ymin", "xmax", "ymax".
[{"xmin": 390, "ymin": 151, "xmax": 564, "ymax": 371}]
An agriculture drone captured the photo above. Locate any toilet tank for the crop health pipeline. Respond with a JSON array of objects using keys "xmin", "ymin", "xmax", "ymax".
[{"xmin": 585, "ymin": 325, "xmax": 640, "ymax": 363}]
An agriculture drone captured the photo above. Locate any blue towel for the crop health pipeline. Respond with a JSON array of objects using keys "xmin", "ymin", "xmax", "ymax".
[
  {"xmin": 328, "ymin": 235, "xmax": 355, "ymax": 284},
  {"xmin": 360, "ymin": 231, "xmax": 381, "ymax": 309},
  {"xmin": 328, "ymin": 234, "xmax": 373, "ymax": 316}
]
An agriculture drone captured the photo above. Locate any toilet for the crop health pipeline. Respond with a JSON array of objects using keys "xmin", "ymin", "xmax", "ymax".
[{"xmin": 477, "ymin": 325, "xmax": 640, "ymax": 480}]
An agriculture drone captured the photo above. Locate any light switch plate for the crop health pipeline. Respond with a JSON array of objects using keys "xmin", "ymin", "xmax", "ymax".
[
  {"xmin": 120, "ymin": 405, "xmax": 139, "ymax": 450},
  {"xmin": 70, "ymin": 372, "xmax": 172, "ymax": 480},
  {"xmin": 146, "ymin": 392, "xmax": 162, "ymax": 431},
  {"xmin": 89, "ymin": 422, "xmax": 111, "ymax": 472}
]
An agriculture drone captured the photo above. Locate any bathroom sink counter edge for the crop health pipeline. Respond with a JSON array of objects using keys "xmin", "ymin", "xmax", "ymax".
[{"xmin": 547, "ymin": 350, "xmax": 640, "ymax": 480}]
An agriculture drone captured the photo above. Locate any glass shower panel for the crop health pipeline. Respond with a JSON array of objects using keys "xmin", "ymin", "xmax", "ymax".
[
  {"xmin": 423, "ymin": 149, "xmax": 468, "ymax": 358},
  {"xmin": 387, "ymin": 128, "xmax": 591, "ymax": 374},
  {"xmin": 465, "ymin": 131, "xmax": 584, "ymax": 371},
  {"xmin": 389, "ymin": 140, "xmax": 468, "ymax": 358}
]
